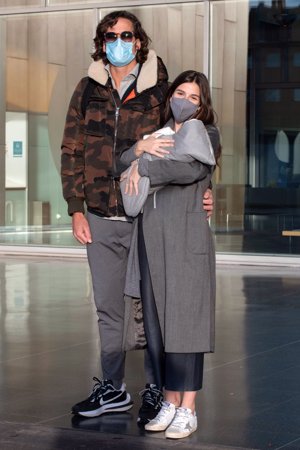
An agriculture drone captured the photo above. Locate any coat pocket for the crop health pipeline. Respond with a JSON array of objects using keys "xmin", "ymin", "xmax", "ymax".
[{"xmin": 186, "ymin": 212, "xmax": 209, "ymax": 254}]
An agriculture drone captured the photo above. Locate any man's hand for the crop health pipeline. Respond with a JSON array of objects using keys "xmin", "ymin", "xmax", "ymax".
[
  {"xmin": 203, "ymin": 188, "xmax": 214, "ymax": 218},
  {"xmin": 72, "ymin": 212, "xmax": 92, "ymax": 244}
]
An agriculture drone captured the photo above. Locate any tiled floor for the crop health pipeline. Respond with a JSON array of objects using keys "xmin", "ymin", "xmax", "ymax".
[{"xmin": 0, "ymin": 256, "xmax": 300, "ymax": 449}]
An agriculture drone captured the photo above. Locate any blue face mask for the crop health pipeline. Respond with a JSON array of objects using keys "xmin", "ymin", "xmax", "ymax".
[{"xmin": 106, "ymin": 38, "xmax": 136, "ymax": 67}]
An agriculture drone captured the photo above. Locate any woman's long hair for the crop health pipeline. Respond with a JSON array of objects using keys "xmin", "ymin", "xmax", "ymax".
[
  {"xmin": 165, "ymin": 70, "xmax": 215, "ymax": 125},
  {"xmin": 165, "ymin": 70, "xmax": 221, "ymax": 163},
  {"xmin": 92, "ymin": 10, "xmax": 151, "ymax": 64}
]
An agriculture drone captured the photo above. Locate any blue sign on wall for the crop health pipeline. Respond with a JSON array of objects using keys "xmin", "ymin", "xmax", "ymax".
[{"xmin": 13, "ymin": 141, "xmax": 23, "ymax": 157}]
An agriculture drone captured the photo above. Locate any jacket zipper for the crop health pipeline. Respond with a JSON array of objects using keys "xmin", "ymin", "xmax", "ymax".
[
  {"xmin": 110, "ymin": 90, "xmax": 120, "ymax": 215},
  {"xmin": 112, "ymin": 105, "xmax": 120, "ymax": 175}
]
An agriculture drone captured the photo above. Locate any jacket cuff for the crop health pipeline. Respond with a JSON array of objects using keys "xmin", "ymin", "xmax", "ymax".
[
  {"xmin": 138, "ymin": 158, "xmax": 149, "ymax": 177},
  {"xmin": 67, "ymin": 197, "xmax": 85, "ymax": 216}
]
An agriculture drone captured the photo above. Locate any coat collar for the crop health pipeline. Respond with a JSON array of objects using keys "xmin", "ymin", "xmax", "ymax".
[{"xmin": 87, "ymin": 49, "xmax": 158, "ymax": 93}]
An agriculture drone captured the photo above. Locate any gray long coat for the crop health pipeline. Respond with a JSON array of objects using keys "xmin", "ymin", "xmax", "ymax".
[
  {"xmin": 122, "ymin": 125, "xmax": 220, "ymax": 354},
  {"xmin": 141, "ymin": 122, "xmax": 220, "ymax": 354},
  {"xmin": 141, "ymin": 157, "xmax": 216, "ymax": 353}
]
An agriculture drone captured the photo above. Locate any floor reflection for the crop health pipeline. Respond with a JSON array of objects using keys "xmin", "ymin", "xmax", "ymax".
[{"xmin": 0, "ymin": 258, "xmax": 299, "ymax": 449}]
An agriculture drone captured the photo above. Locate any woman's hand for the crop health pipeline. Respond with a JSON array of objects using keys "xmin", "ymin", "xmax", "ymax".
[
  {"xmin": 135, "ymin": 132, "xmax": 174, "ymax": 158},
  {"xmin": 122, "ymin": 161, "xmax": 141, "ymax": 196}
]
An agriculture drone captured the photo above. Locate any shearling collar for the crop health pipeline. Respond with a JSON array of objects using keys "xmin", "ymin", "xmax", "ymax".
[{"xmin": 87, "ymin": 49, "xmax": 158, "ymax": 93}]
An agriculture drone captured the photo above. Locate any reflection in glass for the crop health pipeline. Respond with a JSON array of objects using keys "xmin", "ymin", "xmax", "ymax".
[
  {"xmin": 0, "ymin": 1, "xmax": 299, "ymax": 255},
  {"xmin": 2, "ymin": 10, "xmax": 95, "ymax": 244},
  {"xmin": 0, "ymin": 0, "xmax": 43, "ymax": 8},
  {"xmin": 211, "ymin": 0, "xmax": 300, "ymax": 254},
  {"xmin": 1, "ymin": 3, "xmax": 206, "ymax": 247}
]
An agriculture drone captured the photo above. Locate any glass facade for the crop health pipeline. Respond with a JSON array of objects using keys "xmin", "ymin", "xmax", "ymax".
[{"xmin": 0, "ymin": 0, "xmax": 299, "ymax": 255}]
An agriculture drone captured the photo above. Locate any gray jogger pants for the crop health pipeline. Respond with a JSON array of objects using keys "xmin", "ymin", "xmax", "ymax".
[{"xmin": 86, "ymin": 212, "xmax": 133, "ymax": 388}]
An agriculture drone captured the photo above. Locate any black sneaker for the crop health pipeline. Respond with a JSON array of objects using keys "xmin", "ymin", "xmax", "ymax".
[
  {"xmin": 137, "ymin": 383, "xmax": 163, "ymax": 426},
  {"xmin": 72, "ymin": 378, "xmax": 133, "ymax": 418}
]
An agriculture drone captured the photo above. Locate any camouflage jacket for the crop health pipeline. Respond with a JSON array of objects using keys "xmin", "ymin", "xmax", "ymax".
[{"xmin": 61, "ymin": 50, "xmax": 169, "ymax": 217}]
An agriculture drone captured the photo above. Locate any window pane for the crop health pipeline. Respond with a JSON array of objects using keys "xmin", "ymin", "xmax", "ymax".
[
  {"xmin": 210, "ymin": 0, "xmax": 249, "ymax": 252},
  {"xmin": 1, "ymin": 10, "xmax": 95, "ymax": 246},
  {"xmin": 0, "ymin": 3, "xmax": 205, "ymax": 247},
  {"xmin": 211, "ymin": 0, "xmax": 300, "ymax": 255},
  {"xmin": 1, "ymin": 1, "xmax": 299, "ymax": 255},
  {"xmin": 98, "ymin": 3, "xmax": 205, "ymax": 81},
  {"xmin": 49, "ymin": 0, "xmax": 112, "ymax": 4},
  {"xmin": 0, "ymin": 0, "xmax": 43, "ymax": 7}
]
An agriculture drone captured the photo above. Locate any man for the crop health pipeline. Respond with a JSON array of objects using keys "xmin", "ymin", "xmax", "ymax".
[{"xmin": 61, "ymin": 10, "xmax": 213, "ymax": 425}]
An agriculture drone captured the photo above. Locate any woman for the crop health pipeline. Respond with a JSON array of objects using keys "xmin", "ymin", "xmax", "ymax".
[{"xmin": 121, "ymin": 70, "xmax": 221, "ymax": 439}]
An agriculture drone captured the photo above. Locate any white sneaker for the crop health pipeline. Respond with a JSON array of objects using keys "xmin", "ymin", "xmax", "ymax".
[
  {"xmin": 165, "ymin": 407, "xmax": 197, "ymax": 439},
  {"xmin": 145, "ymin": 401, "xmax": 176, "ymax": 431}
]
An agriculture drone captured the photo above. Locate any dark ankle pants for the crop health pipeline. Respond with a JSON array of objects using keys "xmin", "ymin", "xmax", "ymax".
[{"xmin": 138, "ymin": 215, "xmax": 204, "ymax": 392}]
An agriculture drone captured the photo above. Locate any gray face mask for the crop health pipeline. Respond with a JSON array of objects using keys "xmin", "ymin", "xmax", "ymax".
[{"xmin": 170, "ymin": 97, "xmax": 199, "ymax": 123}]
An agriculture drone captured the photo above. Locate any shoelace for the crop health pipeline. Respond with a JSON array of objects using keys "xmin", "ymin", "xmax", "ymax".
[
  {"xmin": 139, "ymin": 385, "xmax": 162, "ymax": 407},
  {"xmin": 154, "ymin": 403, "xmax": 173, "ymax": 420},
  {"xmin": 90, "ymin": 377, "xmax": 113, "ymax": 401},
  {"xmin": 171, "ymin": 408, "xmax": 191, "ymax": 427}
]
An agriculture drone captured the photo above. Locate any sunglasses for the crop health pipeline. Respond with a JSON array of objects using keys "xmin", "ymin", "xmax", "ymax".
[{"xmin": 104, "ymin": 31, "xmax": 135, "ymax": 43}]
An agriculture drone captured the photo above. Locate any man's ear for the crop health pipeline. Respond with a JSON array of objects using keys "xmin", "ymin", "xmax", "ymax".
[{"xmin": 135, "ymin": 39, "xmax": 141, "ymax": 51}]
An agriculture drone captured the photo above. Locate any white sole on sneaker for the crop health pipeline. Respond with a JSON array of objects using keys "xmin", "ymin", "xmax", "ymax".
[
  {"xmin": 165, "ymin": 424, "xmax": 197, "ymax": 439},
  {"xmin": 77, "ymin": 394, "xmax": 133, "ymax": 418},
  {"xmin": 144, "ymin": 402, "xmax": 176, "ymax": 432},
  {"xmin": 145, "ymin": 421, "xmax": 169, "ymax": 432}
]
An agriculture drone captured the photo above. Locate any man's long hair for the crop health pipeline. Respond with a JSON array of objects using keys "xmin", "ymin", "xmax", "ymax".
[{"xmin": 165, "ymin": 70, "xmax": 215, "ymax": 126}]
